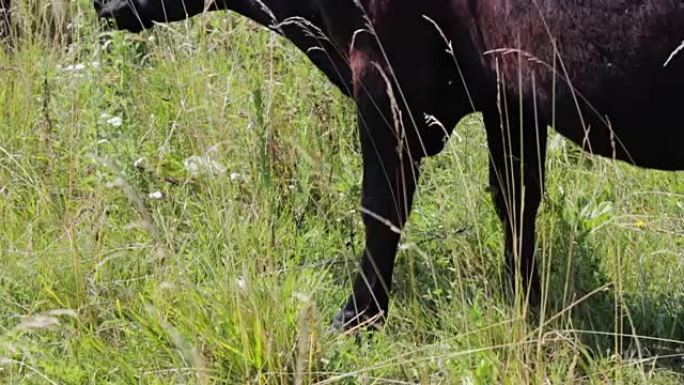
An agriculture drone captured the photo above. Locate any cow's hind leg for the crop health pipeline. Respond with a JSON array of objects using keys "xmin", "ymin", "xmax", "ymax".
[
  {"xmin": 333, "ymin": 49, "xmax": 422, "ymax": 330},
  {"xmin": 484, "ymin": 105, "xmax": 548, "ymax": 307}
]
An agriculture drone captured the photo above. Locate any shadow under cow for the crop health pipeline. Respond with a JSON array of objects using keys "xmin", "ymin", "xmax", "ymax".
[{"xmin": 544, "ymin": 199, "xmax": 684, "ymax": 373}]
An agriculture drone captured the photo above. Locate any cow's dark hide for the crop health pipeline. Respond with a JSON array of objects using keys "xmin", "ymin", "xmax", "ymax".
[{"xmin": 94, "ymin": 0, "xmax": 684, "ymax": 330}]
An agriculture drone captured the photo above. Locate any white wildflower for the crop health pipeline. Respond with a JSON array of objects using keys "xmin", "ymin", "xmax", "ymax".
[
  {"xmin": 61, "ymin": 63, "xmax": 86, "ymax": 72},
  {"xmin": 98, "ymin": 113, "xmax": 123, "ymax": 127},
  {"xmin": 294, "ymin": 292, "xmax": 311, "ymax": 303},
  {"xmin": 133, "ymin": 157, "xmax": 146, "ymax": 169},
  {"xmin": 184, "ymin": 155, "xmax": 226, "ymax": 177},
  {"xmin": 106, "ymin": 116, "xmax": 123, "ymax": 127},
  {"xmin": 148, "ymin": 191, "xmax": 163, "ymax": 200},
  {"xmin": 236, "ymin": 276, "xmax": 247, "ymax": 291}
]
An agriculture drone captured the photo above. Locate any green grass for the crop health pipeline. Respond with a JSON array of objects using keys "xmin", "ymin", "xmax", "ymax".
[{"xmin": 1, "ymin": 2, "xmax": 684, "ymax": 383}]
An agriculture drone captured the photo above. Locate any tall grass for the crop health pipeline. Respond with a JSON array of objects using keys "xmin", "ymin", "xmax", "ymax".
[
  {"xmin": 1, "ymin": 0, "xmax": 75, "ymax": 48},
  {"xmin": 1, "ymin": 1, "xmax": 683, "ymax": 383}
]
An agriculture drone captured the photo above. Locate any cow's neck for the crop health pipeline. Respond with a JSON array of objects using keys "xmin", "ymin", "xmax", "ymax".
[
  {"xmin": 215, "ymin": 0, "xmax": 293, "ymax": 29},
  {"xmin": 217, "ymin": 0, "xmax": 352, "ymax": 95}
]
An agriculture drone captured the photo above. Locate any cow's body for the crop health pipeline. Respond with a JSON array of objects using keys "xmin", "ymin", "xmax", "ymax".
[
  {"xmin": 473, "ymin": 0, "xmax": 684, "ymax": 170},
  {"xmin": 95, "ymin": 0, "xmax": 684, "ymax": 329}
]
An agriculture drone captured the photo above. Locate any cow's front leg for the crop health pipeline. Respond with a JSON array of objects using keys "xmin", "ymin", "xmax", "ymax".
[
  {"xmin": 333, "ymin": 50, "xmax": 422, "ymax": 330},
  {"xmin": 484, "ymin": 107, "xmax": 548, "ymax": 307}
]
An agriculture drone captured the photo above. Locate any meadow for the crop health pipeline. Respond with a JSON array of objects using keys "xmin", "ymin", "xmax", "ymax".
[{"xmin": 1, "ymin": 1, "xmax": 684, "ymax": 383}]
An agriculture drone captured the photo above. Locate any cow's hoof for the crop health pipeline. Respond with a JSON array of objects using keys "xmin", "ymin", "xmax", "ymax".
[{"xmin": 331, "ymin": 307, "xmax": 385, "ymax": 332}]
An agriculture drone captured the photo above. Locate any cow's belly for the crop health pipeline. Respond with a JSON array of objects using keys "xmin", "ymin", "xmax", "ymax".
[{"xmin": 553, "ymin": 78, "xmax": 684, "ymax": 171}]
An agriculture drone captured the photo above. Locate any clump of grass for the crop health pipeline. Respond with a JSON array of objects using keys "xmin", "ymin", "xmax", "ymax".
[{"xmin": 1, "ymin": 0, "xmax": 77, "ymax": 50}]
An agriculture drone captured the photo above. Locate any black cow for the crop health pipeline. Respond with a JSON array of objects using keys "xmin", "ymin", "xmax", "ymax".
[{"xmin": 94, "ymin": 0, "xmax": 684, "ymax": 329}]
